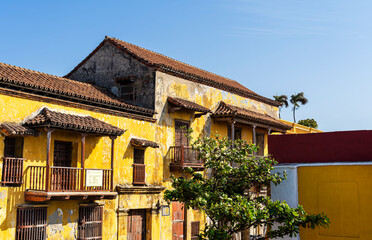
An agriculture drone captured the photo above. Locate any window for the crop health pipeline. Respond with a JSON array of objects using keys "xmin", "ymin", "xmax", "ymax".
[
  {"xmin": 191, "ymin": 221, "xmax": 200, "ymax": 240},
  {"xmin": 78, "ymin": 205, "xmax": 103, "ymax": 240},
  {"xmin": 4, "ymin": 137, "xmax": 23, "ymax": 158},
  {"xmin": 175, "ymin": 120, "xmax": 189, "ymax": 146},
  {"xmin": 117, "ymin": 77, "xmax": 136, "ymax": 102},
  {"xmin": 133, "ymin": 149, "xmax": 145, "ymax": 185},
  {"xmin": 16, "ymin": 207, "xmax": 47, "ymax": 240},
  {"xmin": 255, "ymin": 132, "xmax": 265, "ymax": 156},
  {"xmin": 2, "ymin": 137, "xmax": 24, "ymax": 185},
  {"xmin": 228, "ymin": 126, "xmax": 242, "ymax": 141}
]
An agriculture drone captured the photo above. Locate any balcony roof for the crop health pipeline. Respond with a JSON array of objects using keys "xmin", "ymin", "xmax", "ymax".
[
  {"xmin": 130, "ymin": 138, "xmax": 159, "ymax": 148},
  {"xmin": 0, "ymin": 122, "xmax": 39, "ymax": 136},
  {"xmin": 24, "ymin": 107, "xmax": 126, "ymax": 136}
]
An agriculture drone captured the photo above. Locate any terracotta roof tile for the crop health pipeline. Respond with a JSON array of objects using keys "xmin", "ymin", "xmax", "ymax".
[
  {"xmin": 130, "ymin": 138, "xmax": 159, "ymax": 148},
  {"xmin": 66, "ymin": 37, "xmax": 279, "ymax": 107},
  {"xmin": 0, "ymin": 122, "xmax": 39, "ymax": 136},
  {"xmin": 167, "ymin": 97, "xmax": 211, "ymax": 113},
  {"xmin": 212, "ymin": 101, "xmax": 292, "ymax": 131},
  {"xmin": 0, "ymin": 62, "xmax": 155, "ymax": 117},
  {"xmin": 24, "ymin": 108, "xmax": 126, "ymax": 136}
]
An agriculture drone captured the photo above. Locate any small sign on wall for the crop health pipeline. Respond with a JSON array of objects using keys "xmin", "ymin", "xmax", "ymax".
[
  {"xmin": 162, "ymin": 205, "xmax": 170, "ymax": 216},
  {"xmin": 86, "ymin": 170, "xmax": 103, "ymax": 187}
]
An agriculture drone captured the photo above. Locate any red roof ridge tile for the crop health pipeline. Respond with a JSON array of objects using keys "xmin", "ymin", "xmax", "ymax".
[{"xmin": 106, "ymin": 37, "xmax": 243, "ymax": 88}]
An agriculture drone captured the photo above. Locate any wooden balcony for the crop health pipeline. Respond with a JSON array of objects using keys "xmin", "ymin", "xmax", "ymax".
[
  {"xmin": 1, "ymin": 157, "xmax": 24, "ymax": 185},
  {"xmin": 169, "ymin": 146, "xmax": 204, "ymax": 171},
  {"xmin": 24, "ymin": 166, "xmax": 116, "ymax": 202}
]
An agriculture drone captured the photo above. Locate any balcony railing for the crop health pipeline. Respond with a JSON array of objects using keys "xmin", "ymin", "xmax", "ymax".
[
  {"xmin": 27, "ymin": 166, "xmax": 113, "ymax": 192},
  {"xmin": 132, "ymin": 164, "xmax": 146, "ymax": 185},
  {"xmin": 2, "ymin": 157, "xmax": 24, "ymax": 185},
  {"xmin": 169, "ymin": 146, "xmax": 204, "ymax": 171}
]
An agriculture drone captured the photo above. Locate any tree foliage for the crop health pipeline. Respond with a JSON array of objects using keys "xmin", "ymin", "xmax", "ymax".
[
  {"xmin": 164, "ymin": 136, "xmax": 329, "ymax": 240},
  {"xmin": 290, "ymin": 92, "xmax": 308, "ymax": 123},
  {"xmin": 298, "ymin": 118, "xmax": 318, "ymax": 129},
  {"xmin": 273, "ymin": 95, "xmax": 289, "ymax": 119}
]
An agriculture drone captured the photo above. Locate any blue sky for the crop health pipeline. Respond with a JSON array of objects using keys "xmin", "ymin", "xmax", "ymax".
[{"xmin": 1, "ymin": 0, "xmax": 372, "ymax": 131}]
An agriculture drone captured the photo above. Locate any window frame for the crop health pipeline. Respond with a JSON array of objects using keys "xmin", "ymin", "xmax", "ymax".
[
  {"xmin": 16, "ymin": 206, "xmax": 47, "ymax": 240},
  {"xmin": 78, "ymin": 205, "xmax": 103, "ymax": 240}
]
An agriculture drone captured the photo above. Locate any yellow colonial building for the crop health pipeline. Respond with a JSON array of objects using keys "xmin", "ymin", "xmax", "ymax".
[{"xmin": 0, "ymin": 36, "xmax": 291, "ymax": 240}]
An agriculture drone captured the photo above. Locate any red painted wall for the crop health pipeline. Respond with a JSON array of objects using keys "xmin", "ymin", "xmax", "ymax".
[{"xmin": 268, "ymin": 130, "xmax": 372, "ymax": 164}]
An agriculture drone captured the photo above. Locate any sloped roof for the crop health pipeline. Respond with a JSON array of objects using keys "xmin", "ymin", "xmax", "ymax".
[
  {"xmin": 66, "ymin": 36, "xmax": 280, "ymax": 107},
  {"xmin": 0, "ymin": 122, "xmax": 39, "ymax": 136},
  {"xmin": 0, "ymin": 62, "xmax": 155, "ymax": 117},
  {"xmin": 167, "ymin": 97, "xmax": 211, "ymax": 113},
  {"xmin": 24, "ymin": 108, "xmax": 125, "ymax": 136},
  {"xmin": 212, "ymin": 101, "xmax": 292, "ymax": 131},
  {"xmin": 130, "ymin": 138, "xmax": 159, "ymax": 148}
]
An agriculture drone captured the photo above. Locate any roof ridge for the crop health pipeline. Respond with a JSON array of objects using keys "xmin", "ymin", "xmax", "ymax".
[{"xmin": 106, "ymin": 36, "xmax": 242, "ymax": 87}]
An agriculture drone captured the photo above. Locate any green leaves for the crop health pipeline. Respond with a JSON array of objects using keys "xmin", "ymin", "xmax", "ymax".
[{"xmin": 164, "ymin": 136, "xmax": 329, "ymax": 240}]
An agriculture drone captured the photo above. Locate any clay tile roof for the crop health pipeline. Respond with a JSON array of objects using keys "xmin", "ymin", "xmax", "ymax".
[
  {"xmin": 130, "ymin": 138, "xmax": 159, "ymax": 148},
  {"xmin": 0, "ymin": 122, "xmax": 39, "ymax": 136},
  {"xmin": 24, "ymin": 108, "xmax": 126, "ymax": 136},
  {"xmin": 66, "ymin": 37, "xmax": 279, "ymax": 107},
  {"xmin": 0, "ymin": 62, "xmax": 155, "ymax": 117},
  {"xmin": 167, "ymin": 97, "xmax": 211, "ymax": 113},
  {"xmin": 212, "ymin": 101, "xmax": 292, "ymax": 131}
]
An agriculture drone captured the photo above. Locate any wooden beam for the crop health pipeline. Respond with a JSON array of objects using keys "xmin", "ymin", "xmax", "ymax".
[
  {"xmin": 80, "ymin": 133, "xmax": 87, "ymax": 191},
  {"xmin": 44, "ymin": 128, "xmax": 54, "ymax": 192},
  {"xmin": 110, "ymin": 136, "xmax": 117, "ymax": 191}
]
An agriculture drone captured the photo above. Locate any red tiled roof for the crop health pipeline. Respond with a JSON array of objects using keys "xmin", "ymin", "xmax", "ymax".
[
  {"xmin": 0, "ymin": 122, "xmax": 39, "ymax": 136},
  {"xmin": 167, "ymin": 97, "xmax": 211, "ymax": 113},
  {"xmin": 66, "ymin": 36, "xmax": 279, "ymax": 107},
  {"xmin": 0, "ymin": 62, "xmax": 155, "ymax": 117},
  {"xmin": 24, "ymin": 108, "xmax": 126, "ymax": 136},
  {"xmin": 212, "ymin": 101, "xmax": 292, "ymax": 131},
  {"xmin": 130, "ymin": 138, "xmax": 159, "ymax": 148}
]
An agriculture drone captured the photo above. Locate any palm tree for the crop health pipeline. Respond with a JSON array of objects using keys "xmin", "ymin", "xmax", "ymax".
[
  {"xmin": 273, "ymin": 95, "xmax": 288, "ymax": 119},
  {"xmin": 290, "ymin": 92, "xmax": 308, "ymax": 123}
]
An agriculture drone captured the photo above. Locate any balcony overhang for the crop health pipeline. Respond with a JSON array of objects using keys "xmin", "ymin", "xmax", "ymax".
[
  {"xmin": 116, "ymin": 185, "xmax": 166, "ymax": 195},
  {"xmin": 167, "ymin": 97, "xmax": 211, "ymax": 117},
  {"xmin": 212, "ymin": 101, "xmax": 292, "ymax": 133},
  {"xmin": 24, "ymin": 190, "xmax": 117, "ymax": 202}
]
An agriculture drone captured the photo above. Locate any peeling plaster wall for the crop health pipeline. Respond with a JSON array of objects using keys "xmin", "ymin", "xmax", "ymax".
[
  {"xmin": 154, "ymin": 71, "xmax": 277, "ymax": 239},
  {"xmin": 68, "ymin": 42, "xmax": 156, "ymax": 110},
  {"xmin": 0, "ymin": 93, "xmax": 157, "ymax": 240}
]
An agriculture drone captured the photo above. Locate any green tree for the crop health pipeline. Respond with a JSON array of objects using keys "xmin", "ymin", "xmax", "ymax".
[
  {"xmin": 298, "ymin": 118, "xmax": 318, "ymax": 129},
  {"xmin": 164, "ymin": 136, "xmax": 329, "ymax": 240},
  {"xmin": 290, "ymin": 92, "xmax": 308, "ymax": 123},
  {"xmin": 273, "ymin": 95, "xmax": 289, "ymax": 119}
]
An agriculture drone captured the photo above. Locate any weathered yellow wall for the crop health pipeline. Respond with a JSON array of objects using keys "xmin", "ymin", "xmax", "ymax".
[
  {"xmin": 0, "ymin": 68, "xmax": 277, "ymax": 239},
  {"xmin": 280, "ymin": 119, "xmax": 322, "ymax": 134},
  {"xmin": 0, "ymin": 92, "xmax": 160, "ymax": 239},
  {"xmin": 298, "ymin": 165, "xmax": 372, "ymax": 240}
]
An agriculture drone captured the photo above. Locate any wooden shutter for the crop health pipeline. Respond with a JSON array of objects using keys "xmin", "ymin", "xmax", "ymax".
[
  {"xmin": 128, "ymin": 209, "xmax": 146, "ymax": 240},
  {"xmin": 172, "ymin": 201, "xmax": 184, "ymax": 240},
  {"xmin": 256, "ymin": 132, "xmax": 265, "ymax": 156},
  {"xmin": 175, "ymin": 121, "xmax": 189, "ymax": 147},
  {"xmin": 16, "ymin": 207, "xmax": 47, "ymax": 240},
  {"xmin": 78, "ymin": 205, "xmax": 103, "ymax": 240},
  {"xmin": 191, "ymin": 221, "xmax": 200, "ymax": 240}
]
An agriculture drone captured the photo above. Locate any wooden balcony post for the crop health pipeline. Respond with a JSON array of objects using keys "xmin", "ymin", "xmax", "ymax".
[
  {"xmin": 110, "ymin": 136, "xmax": 117, "ymax": 191},
  {"xmin": 231, "ymin": 120, "xmax": 235, "ymax": 143},
  {"xmin": 181, "ymin": 146, "xmax": 184, "ymax": 166},
  {"xmin": 44, "ymin": 128, "xmax": 54, "ymax": 192},
  {"xmin": 80, "ymin": 133, "xmax": 87, "ymax": 191}
]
